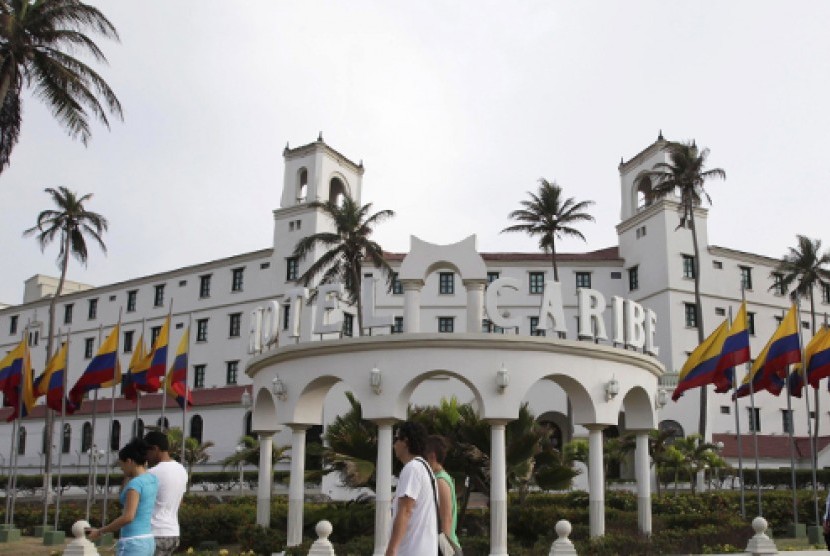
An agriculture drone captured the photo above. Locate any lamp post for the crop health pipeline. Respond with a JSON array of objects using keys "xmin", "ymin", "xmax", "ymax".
[{"xmin": 235, "ymin": 444, "xmax": 245, "ymax": 493}]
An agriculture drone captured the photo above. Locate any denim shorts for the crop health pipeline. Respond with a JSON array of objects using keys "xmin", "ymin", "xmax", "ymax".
[{"xmin": 116, "ymin": 535, "xmax": 155, "ymax": 556}]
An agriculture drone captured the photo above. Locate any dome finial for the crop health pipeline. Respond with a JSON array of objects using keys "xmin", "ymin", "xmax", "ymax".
[
  {"xmin": 658, "ymin": 129, "xmax": 664, "ymax": 141},
  {"xmin": 317, "ymin": 131, "xmax": 324, "ymax": 142}
]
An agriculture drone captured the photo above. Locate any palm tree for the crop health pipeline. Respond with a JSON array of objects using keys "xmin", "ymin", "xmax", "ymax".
[
  {"xmin": 634, "ymin": 141, "xmax": 726, "ymax": 440},
  {"xmin": 221, "ymin": 434, "xmax": 291, "ymax": 486},
  {"xmin": 23, "ymin": 185, "xmax": 107, "ymax": 500},
  {"xmin": 501, "ymin": 179, "xmax": 595, "ymax": 282},
  {"xmin": 672, "ymin": 434, "xmax": 723, "ymax": 495},
  {"xmin": 0, "ymin": 0, "xmax": 123, "ymax": 172},
  {"xmin": 292, "ymin": 194, "xmax": 395, "ymax": 334},
  {"xmin": 773, "ymin": 235, "xmax": 830, "ymax": 445}
]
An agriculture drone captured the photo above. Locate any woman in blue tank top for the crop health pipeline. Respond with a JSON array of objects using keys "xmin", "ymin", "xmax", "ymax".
[{"xmin": 88, "ymin": 438, "xmax": 159, "ymax": 556}]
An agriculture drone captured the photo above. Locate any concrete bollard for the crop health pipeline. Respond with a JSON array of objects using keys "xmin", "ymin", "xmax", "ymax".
[
  {"xmin": 744, "ymin": 516, "xmax": 777, "ymax": 556},
  {"xmin": 62, "ymin": 520, "xmax": 99, "ymax": 556},
  {"xmin": 307, "ymin": 520, "xmax": 335, "ymax": 556},
  {"xmin": 549, "ymin": 519, "xmax": 578, "ymax": 555}
]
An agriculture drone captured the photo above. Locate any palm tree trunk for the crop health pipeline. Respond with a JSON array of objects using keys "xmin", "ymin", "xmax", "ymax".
[
  {"xmin": 0, "ymin": 69, "xmax": 14, "ymax": 111},
  {"xmin": 550, "ymin": 237, "xmax": 559, "ymax": 283},
  {"xmin": 810, "ymin": 291, "xmax": 820, "ymax": 464},
  {"xmin": 353, "ymin": 263, "xmax": 363, "ymax": 335},
  {"xmin": 688, "ymin": 198, "xmax": 707, "ymax": 439},
  {"xmin": 41, "ymin": 233, "xmax": 71, "ymax": 510}
]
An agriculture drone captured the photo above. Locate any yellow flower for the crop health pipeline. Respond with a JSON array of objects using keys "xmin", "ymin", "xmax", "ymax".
[
  {"xmin": 186, "ymin": 548, "xmax": 195, "ymax": 554},
  {"xmin": 219, "ymin": 549, "xmax": 229, "ymax": 556}
]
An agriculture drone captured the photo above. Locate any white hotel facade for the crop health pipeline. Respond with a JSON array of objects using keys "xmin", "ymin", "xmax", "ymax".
[{"xmin": 1, "ymin": 135, "xmax": 827, "ymax": 482}]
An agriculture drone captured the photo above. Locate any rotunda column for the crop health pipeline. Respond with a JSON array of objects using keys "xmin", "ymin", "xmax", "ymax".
[
  {"xmin": 371, "ymin": 419, "xmax": 396, "ymax": 556},
  {"xmin": 256, "ymin": 431, "xmax": 276, "ymax": 527},
  {"xmin": 633, "ymin": 429, "xmax": 652, "ymax": 535},
  {"xmin": 463, "ymin": 279, "xmax": 487, "ymax": 332},
  {"xmin": 287, "ymin": 425, "xmax": 309, "ymax": 546},
  {"xmin": 402, "ymin": 279, "xmax": 424, "ymax": 333},
  {"xmin": 586, "ymin": 424, "xmax": 607, "ymax": 538},
  {"xmin": 487, "ymin": 419, "xmax": 509, "ymax": 556}
]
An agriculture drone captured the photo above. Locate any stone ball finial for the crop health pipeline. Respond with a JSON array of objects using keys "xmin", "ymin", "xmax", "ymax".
[
  {"xmin": 315, "ymin": 520, "xmax": 333, "ymax": 540},
  {"xmin": 752, "ymin": 516, "xmax": 768, "ymax": 535},
  {"xmin": 71, "ymin": 520, "xmax": 92, "ymax": 539},
  {"xmin": 555, "ymin": 519, "xmax": 572, "ymax": 539}
]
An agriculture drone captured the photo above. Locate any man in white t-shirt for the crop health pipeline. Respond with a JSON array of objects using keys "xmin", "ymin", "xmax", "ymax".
[
  {"xmin": 144, "ymin": 431, "xmax": 188, "ymax": 556},
  {"xmin": 386, "ymin": 421, "xmax": 438, "ymax": 556}
]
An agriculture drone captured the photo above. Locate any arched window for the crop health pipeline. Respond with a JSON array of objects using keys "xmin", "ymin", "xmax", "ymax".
[
  {"xmin": 244, "ymin": 411, "xmax": 252, "ymax": 437},
  {"xmin": 297, "ymin": 167, "xmax": 308, "ymax": 203},
  {"xmin": 132, "ymin": 418, "xmax": 144, "ymax": 440},
  {"xmin": 190, "ymin": 415, "xmax": 203, "ymax": 444},
  {"xmin": 81, "ymin": 422, "xmax": 93, "ymax": 453},
  {"xmin": 110, "ymin": 420, "xmax": 121, "ymax": 451},
  {"xmin": 659, "ymin": 420, "xmax": 684, "ymax": 443},
  {"xmin": 62, "ymin": 424, "xmax": 71, "ymax": 454},
  {"xmin": 156, "ymin": 417, "xmax": 169, "ymax": 431},
  {"xmin": 17, "ymin": 426, "xmax": 26, "ymax": 456},
  {"xmin": 329, "ymin": 177, "xmax": 346, "ymax": 206},
  {"xmin": 636, "ymin": 176, "xmax": 655, "ymax": 210}
]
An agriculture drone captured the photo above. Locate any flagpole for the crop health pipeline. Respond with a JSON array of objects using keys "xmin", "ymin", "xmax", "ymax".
[
  {"xmin": 728, "ymin": 305, "xmax": 746, "ymax": 518},
  {"xmin": 54, "ymin": 330, "xmax": 69, "ymax": 529},
  {"xmin": 796, "ymin": 296, "xmax": 821, "ymax": 530},
  {"xmin": 739, "ymin": 286, "xmax": 762, "ymax": 516},
  {"xmin": 9, "ymin": 327, "xmax": 30, "ymax": 527},
  {"xmin": 784, "ymin": 361, "xmax": 799, "ymax": 531},
  {"xmin": 135, "ymin": 318, "xmax": 145, "ymax": 438},
  {"xmin": 4, "ymin": 328, "xmax": 26, "ymax": 527},
  {"xmin": 85, "ymin": 324, "xmax": 103, "ymax": 522},
  {"xmin": 102, "ymin": 309, "xmax": 123, "ymax": 526},
  {"xmin": 181, "ymin": 314, "xmax": 192, "ymax": 463},
  {"xmin": 160, "ymin": 302, "xmax": 173, "ymax": 430}
]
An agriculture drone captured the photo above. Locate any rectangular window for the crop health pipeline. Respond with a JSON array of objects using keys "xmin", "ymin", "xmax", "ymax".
[
  {"xmin": 439, "ymin": 272, "xmax": 455, "ymax": 295},
  {"xmin": 772, "ymin": 273, "xmax": 785, "ymax": 296},
  {"xmin": 123, "ymin": 330, "xmax": 134, "ymax": 353},
  {"xmin": 9, "ymin": 315, "xmax": 18, "ymax": 335},
  {"xmin": 575, "ymin": 272, "xmax": 591, "ymax": 289},
  {"xmin": 391, "ymin": 273, "xmax": 403, "ymax": 295},
  {"xmin": 260, "ymin": 262, "xmax": 270, "ymax": 269},
  {"xmin": 747, "ymin": 407, "xmax": 761, "ymax": 433},
  {"xmin": 747, "ymin": 312, "xmax": 756, "ymax": 336},
  {"xmin": 774, "ymin": 315, "xmax": 783, "ymax": 325},
  {"xmin": 151, "ymin": 325, "xmax": 162, "ymax": 346},
  {"xmin": 610, "ymin": 271, "xmax": 622, "ymax": 280},
  {"xmin": 199, "ymin": 275, "xmax": 211, "ymax": 298},
  {"xmin": 682, "ymin": 255, "xmax": 696, "ymax": 279},
  {"xmin": 231, "ymin": 267, "xmax": 244, "ymax": 292},
  {"xmin": 84, "ymin": 337, "xmax": 95, "ymax": 359},
  {"xmin": 196, "ymin": 319, "xmax": 208, "ymax": 342},
  {"xmin": 529, "ymin": 272, "xmax": 545, "ymax": 294},
  {"xmin": 127, "ymin": 290, "xmax": 137, "ymax": 312},
  {"xmin": 713, "ymin": 260, "xmax": 723, "ymax": 269},
  {"xmin": 720, "ymin": 406, "xmax": 731, "ymax": 415},
  {"xmin": 226, "ymin": 361, "xmax": 239, "ymax": 385},
  {"xmin": 229, "ymin": 313, "xmax": 242, "ymax": 338},
  {"xmin": 782, "ymin": 409, "xmax": 793, "ymax": 434},
  {"xmin": 194, "ymin": 365, "xmax": 206, "ymax": 389},
  {"xmin": 342, "ymin": 313, "xmax": 354, "ymax": 337},
  {"xmin": 628, "ymin": 267, "xmax": 639, "ymax": 291},
  {"xmin": 438, "ymin": 317, "xmax": 454, "ymax": 333},
  {"xmin": 64, "ymin": 304, "xmax": 73, "ymax": 325},
  {"xmin": 529, "ymin": 316, "xmax": 546, "ymax": 337},
  {"xmin": 28, "ymin": 329, "xmax": 39, "ymax": 347},
  {"xmin": 684, "ymin": 303, "xmax": 698, "ymax": 328},
  {"xmin": 154, "ymin": 284, "xmax": 165, "ymax": 307},
  {"xmin": 88, "ymin": 299, "xmax": 98, "ymax": 320},
  {"xmin": 740, "ymin": 266, "xmax": 753, "ymax": 291},
  {"xmin": 823, "ymin": 284, "xmax": 830, "ymax": 304},
  {"xmin": 286, "ymin": 258, "xmax": 299, "ymax": 281},
  {"xmin": 392, "ymin": 316, "xmax": 404, "ymax": 334},
  {"xmin": 715, "ymin": 307, "xmax": 726, "ymax": 316},
  {"xmin": 487, "ymin": 272, "xmax": 500, "ymax": 283}
]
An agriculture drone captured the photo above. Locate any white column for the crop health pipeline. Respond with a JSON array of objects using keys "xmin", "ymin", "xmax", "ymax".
[
  {"xmin": 373, "ymin": 420, "xmax": 395, "ymax": 556},
  {"xmin": 256, "ymin": 432, "xmax": 275, "ymax": 527},
  {"xmin": 402, "ymin": 280, "xmax": 423, "ymax": 333},
  {"xmin": 464, "ymin": 280, "xmax": 486, "ymax": 333},
  {"xmin": 587, "ymin": 425, "xmax": 606, "ymax": 538},
  {"xmin": 287, "ymin": 425, "xmax": 309, "ymax": 547},
  {"xmin": 634, "ymin": 430, "xmax": 651, "ymax": 535},
  {"xmin": 488, "ymin": 420, "xmax": 508, "ymax": 556}
]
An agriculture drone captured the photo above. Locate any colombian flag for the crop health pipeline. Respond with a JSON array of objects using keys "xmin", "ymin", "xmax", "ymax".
[
  {"xmin": 2, "ymin": 341, "xmax": 35, "ymax": 421},
  {"xmin": 123, "ymin": 333, "xmax": 147, "ymax": 401},
  {"xmin": 69, "ymin": 325, "xmax": 120, "ymax": 408},
  {"xmin": 37, "ymin": 342, "xmax": 70, "ymax": 412},
  {"xmin": 130, "ymin": 317, "xmax": 169, "ymax": 394},
  {"xmin": 713, "ymin": 302, "xmax": 751, "ymax": 393},
  {"xmin": 672, "ymin": 320, "xmax": 730, "ymax": 401},
  {"xmin": 806, "ymin": 326, "xmax": 830, "ymax": 388},
  {"xmin": 165, "ymin": 328, "xmax": 192, "ymax": 409}
]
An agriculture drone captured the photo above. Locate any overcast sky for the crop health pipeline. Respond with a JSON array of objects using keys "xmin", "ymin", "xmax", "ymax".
[{"xmin": 2, "ymin": 1, "xmax": 829, "ymax": 305}]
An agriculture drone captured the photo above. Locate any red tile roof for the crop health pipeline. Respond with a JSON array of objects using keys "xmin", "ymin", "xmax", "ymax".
[
  {"xmin": 0, "ymin": 385, "xmax": 252, "ymax": 420},
  {"xmin": 713, "ymin": 433, "xmax": 830, "ymax": 460}
]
